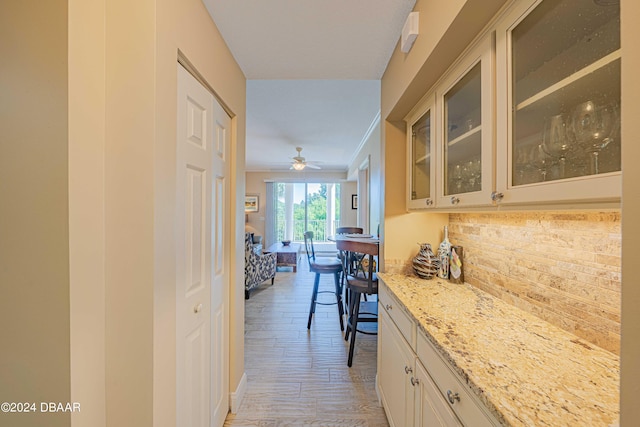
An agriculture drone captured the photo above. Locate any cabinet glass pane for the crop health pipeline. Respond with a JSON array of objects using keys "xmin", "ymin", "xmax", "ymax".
[
  {"xmin": 411, "ymin": 110, "xmax": 431, "ymax": 200},
  {"xmin": 444, "ymin": 62, "xmax": 481, "ymax": 196},
  {"xmin": 511, "ymin": 0, "xmax": 620, "ymax": 186}
]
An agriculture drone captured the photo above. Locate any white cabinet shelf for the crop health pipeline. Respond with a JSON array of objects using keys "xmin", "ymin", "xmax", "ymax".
[
  {"xmin": 415, "ymin": 153, "xmax": 430, "ymax": 165},
  {"xmin": 515, "ymin": 50, "xmax": 621, "ymax": 112},
  {"xmin": 446, "ymin": 125, "xmax": 481, "ymax": 148}
]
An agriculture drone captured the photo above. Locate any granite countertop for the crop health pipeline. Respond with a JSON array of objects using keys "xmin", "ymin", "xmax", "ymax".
[{"xmin": 377, "ymin": 272, "xmax": 620, "ymax": 427}]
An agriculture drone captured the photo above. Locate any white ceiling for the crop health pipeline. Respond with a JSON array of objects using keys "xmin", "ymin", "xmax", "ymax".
[{"xmin": 203, "ymin": 0, "xmax": 416, "ymax": 172}]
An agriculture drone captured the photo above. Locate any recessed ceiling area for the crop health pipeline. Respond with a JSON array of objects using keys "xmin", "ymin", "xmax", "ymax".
[
  {"xmin": 203, "ymin": 0, "xmax": 416, "ymax": 172},
  {"xmin": 245, "ymin": 80, "xmax": 380, "ymax": 172}
]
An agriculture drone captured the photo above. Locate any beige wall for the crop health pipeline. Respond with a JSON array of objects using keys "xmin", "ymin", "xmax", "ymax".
[
  {"xmin": 620, "ymin": 0, "xmax": 640, "ymax": 423},
  {"xmin": 69, "ymin": 0, "xmax": 106, "ymax": 426},
  {"xmin": 382, "ymin": 0, "xmax": 508, "ymax": 122},
  {"xmin": 341, "ymin": 181, "xmax": 358, "ymax": 228},
  {"xmin": 103, "ymin": 0, "xmax": 156, "ymax": 425},
  {"xmin": 3, "ymin": 0, "xmax": 247, "ymax": 426},
  {"xmin": 348, "ymin": 118, "xmax": 382, "ymax": 236},
  {"xmin": 0, "ymin": 2, "xmax": 71, "ymax": 427}
]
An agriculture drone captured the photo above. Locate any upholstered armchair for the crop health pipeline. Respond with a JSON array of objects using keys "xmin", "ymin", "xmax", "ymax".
[{"xmin": 244, "ymin": 232, "xmax": 277, "ymax": 299}]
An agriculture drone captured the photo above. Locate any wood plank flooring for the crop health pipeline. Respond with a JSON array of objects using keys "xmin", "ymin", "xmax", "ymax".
[{"xmin": 225, "ymin": 263, "xmax": 389, "ymax": 427}]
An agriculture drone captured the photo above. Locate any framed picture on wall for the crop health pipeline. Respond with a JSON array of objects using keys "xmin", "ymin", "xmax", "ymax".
[
  {"xmin": 351, "ymin": 194, "xmax": 358, "ymax": 210},
  {"xmin": 245, "ymin": 194, "xmax": 259, "ymax": 213}
]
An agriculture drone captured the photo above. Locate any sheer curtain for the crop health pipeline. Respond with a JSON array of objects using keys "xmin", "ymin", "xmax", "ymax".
[{"xmin": 264, "ymin": 182, "xmax": 276, "ymax": 248}]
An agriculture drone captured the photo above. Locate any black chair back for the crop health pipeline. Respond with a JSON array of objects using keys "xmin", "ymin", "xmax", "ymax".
[
  {"xmin": 336, "ymin": 226, "xmax": 363, "ymax": 235},
  {"xmin": 347, "ymin": 243, "xmax": 378, "ymax": 294},
  {"xmin": 303, "ymin": 231, "xmax": 316, "ymax": 267}
]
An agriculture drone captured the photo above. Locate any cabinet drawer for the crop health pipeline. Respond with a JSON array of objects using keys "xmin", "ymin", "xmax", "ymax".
[
  {"xmin": 379, "ymin": 284, "xmax": 416, "ymax": 349},
  {"xmin": 417, "ymin": 331, "xmax": 497, "ymax": 427}
]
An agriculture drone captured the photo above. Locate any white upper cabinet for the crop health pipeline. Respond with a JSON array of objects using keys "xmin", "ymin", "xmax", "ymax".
[
  {"xmin": 406, "ymin": 93, "xmax": 436, "ymax": 210},
  {"xmin": 405, "ymin": 0, "xmax": 621, "ymax": 210},
  {"xmin": 436, "ymin": 35, "xmax": 494, "ymax": 208},
  {"xmin": 495, "ymin": 0, "xmax": 621, "ymax": 205}
]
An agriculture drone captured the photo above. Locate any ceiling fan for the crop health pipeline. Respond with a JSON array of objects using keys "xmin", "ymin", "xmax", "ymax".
[{"xmin": 290, "ymin": 146, "xmax": 321, "ymax": 170}]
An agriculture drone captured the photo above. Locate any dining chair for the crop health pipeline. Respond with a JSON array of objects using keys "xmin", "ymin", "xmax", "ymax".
[
  {"xmin": 303, "ymin": 231, "xmax": 344, "ymax": 330},
  {"xmin": 335, "ymin": 226, "xmax": 365, "ymax": 308},
  {"xmin": 335, "ymin": 226, "xmax": 363, "ymax": 279},
  {"xmin": 336, "ymin": 226, "xmax": 363, "ymax": 235},
  {"xmin": 344, "ymin": 241, "xmax": 378, "ymax": 367}
]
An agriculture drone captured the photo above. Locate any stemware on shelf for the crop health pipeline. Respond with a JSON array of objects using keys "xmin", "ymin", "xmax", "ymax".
[
  {"xmin": 542, "ymin": 114, "xmax": 570, "ymax": 179},
  {"xmin": 569, "ymin": 101, "xmax": 618, "ymax": 175}
]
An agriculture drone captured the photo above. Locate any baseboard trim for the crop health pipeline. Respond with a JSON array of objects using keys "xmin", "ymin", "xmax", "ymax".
[{"xmin": 229, "ymin": 372, "xmax": 247, "ymax": 414}]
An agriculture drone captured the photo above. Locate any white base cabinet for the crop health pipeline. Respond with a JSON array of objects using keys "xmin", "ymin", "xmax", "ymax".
[
  {"xmin": 378, "ymin": 284, "xmax": 498, "ymax": 427},
  {"xmin": 414, "ymin": 359, "xmax": 461, "ymax": 427},
  {"xmin": 378, "ymin": 309, "xmax": 416, "ymax": 427}
]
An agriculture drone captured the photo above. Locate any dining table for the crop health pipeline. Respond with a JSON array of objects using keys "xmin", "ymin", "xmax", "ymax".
[
  {"xmin": 328, "ymin": 233, "xmax": 380, "ymax": 297},
  {"xmin": 328, "ymin": 233, "xmax": 380, "ymax": 256}
]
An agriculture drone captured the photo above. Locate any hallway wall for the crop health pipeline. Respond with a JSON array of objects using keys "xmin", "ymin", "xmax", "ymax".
[{"xmin": 0, "ymin": 2, "xmax": 71, "ymax": 427}]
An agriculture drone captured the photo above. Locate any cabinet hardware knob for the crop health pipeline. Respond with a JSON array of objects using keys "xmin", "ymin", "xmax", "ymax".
[
  {"xmin": 425, "ymin": 199, "xmax": 433, "ymax": 206},
  {"xmin": 194, "ymin": 303, "xmax": 203, "ymax": 314},
  {"xmin": 405, "ymin": 366, "xmax": 413, "ymax": 374},
  {"xmin": 410, "ymin": 377, "xmax": 420, "ymax": 386},
  {"xmin": 491, "ymin": 191, "xmax": 504, "ymax": 202},
  {"xmin": 450, "ymin": 196, "xmax": 460, "ymax": 205},
  {"xmin": 447, "ymin": 390, "xmax": 460, "ymax": 404},
  {"xmin": 385, "ymin": 304, "xmax": 392, "ymax": 310}
]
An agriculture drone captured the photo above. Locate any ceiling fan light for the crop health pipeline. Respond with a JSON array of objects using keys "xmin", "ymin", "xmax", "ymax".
[{"xmin": 292, "ymin": 162, "xmax": 306, "ymax": 171}]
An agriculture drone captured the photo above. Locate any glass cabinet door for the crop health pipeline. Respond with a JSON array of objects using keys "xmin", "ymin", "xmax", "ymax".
[
  {"xmin": 406, "ymin": 96, "xmax": 436, "ymax": 209},
  {"xmin": 437, "ymin": 35, "xmax": 493, "ymax": 207},
  {"xmin": 443, "ymin": 62, "xmax": 482, "ymax": 196},
  {"xmin": 496, "ymin": 0, "xmax": 621, "ymax": 204}
]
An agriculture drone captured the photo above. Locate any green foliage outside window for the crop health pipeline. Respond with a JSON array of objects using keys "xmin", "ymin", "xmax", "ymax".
[{"xmin": 275, "ymin": 183, "xmax": 341, "ymax": 242}]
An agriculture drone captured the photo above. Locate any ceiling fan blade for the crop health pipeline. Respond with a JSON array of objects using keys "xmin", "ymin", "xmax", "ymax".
[{"xmin": 305, "ymin": 163, "xmax": 321, "ymax": 169}]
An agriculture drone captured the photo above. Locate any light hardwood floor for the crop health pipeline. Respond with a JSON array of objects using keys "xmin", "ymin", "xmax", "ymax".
[{"xmin": 225, "ymin": 261, "xmax": 389, "ymax": 427}]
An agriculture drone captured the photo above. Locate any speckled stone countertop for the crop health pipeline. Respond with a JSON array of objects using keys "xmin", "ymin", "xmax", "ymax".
[{"xmin": 377, "ymin": 272, "xmax": 620, "ymax": 427}]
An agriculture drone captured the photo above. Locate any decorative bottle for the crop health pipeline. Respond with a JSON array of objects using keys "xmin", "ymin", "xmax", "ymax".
[
  {"xmin": 449, "ymin": 245, "xmax": 464, "ymax": 284},
  {"xmin": 412, "ymin": 243, "xmax": 439, "ymax": 279},
  {"xmin": 437, "ymin": 226, "xmax": 451, "ymax": 279}
]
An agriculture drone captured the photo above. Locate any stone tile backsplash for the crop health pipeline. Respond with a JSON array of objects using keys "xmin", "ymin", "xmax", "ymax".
[{"xmin": 448, "ymin": 212, "xmax": 621, "ymax": 355}]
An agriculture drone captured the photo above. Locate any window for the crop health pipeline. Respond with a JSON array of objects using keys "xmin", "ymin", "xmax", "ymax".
[{"xmin": 273, "ymin": 182, "xmax": 341, "ymax": 242}]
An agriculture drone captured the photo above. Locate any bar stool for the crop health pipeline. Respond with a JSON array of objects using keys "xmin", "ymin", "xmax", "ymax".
[
  {"xmin": 303, "ymin": 231, "xmax": 344, "ymax": 330},
  {"xmin": 335, "ymin": 226, "xmax": 363, "ymax": 285},
  {"xmin": 335, "ymin": 226, "xmax": 365, "ymax": 310},
  {"xmin": 344, "ymin": 243, "xmax": 378, "ymax": 367}
]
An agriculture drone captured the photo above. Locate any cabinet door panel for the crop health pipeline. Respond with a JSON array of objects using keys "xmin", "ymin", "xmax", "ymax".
[
  {"xmin": 437, "ymin": 35, "xmax": 494, "ymax": 208},
  {"xmin": 406, "ymin": 93, "xmax": 437, "ymax": 210},
  {"xmin": 496, "ymin": 0, "xmax": 621, "ymax": 204},
  {"xmin": 417, "ymin": 332, "xmax": 497, "ymax": 427},
  {"xmin": 379, "ymin": 307, "xmax": 414, "ymax": 427},
  {"xmin": 415, "ymin": 360, "xmax": 461, "ymax": 427}
]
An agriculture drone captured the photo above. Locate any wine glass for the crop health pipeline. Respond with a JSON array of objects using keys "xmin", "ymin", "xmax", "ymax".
[
  {"xmin": 452, "ymin": 163, "xmax": 463, "ymax": 193},
  {"xmin": 570, "ymin": 101, "xmax": 617, "ymax": 175},
  {"xmin": 542, "ymin": 114, "xmax": 570, "ymax": 178},
  {"xmin": 530, "ymin": 143, "xmax": 550, "ymax": 182}
]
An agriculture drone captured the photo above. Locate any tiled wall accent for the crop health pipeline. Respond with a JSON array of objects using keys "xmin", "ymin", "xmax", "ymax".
[
  {"xmin": 448, "ymin": 212, "xmax": 621, "ymax": 355},
  {"xmin": 384, "ymin": 259, "xmax": 414, "ymax": 275}
]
